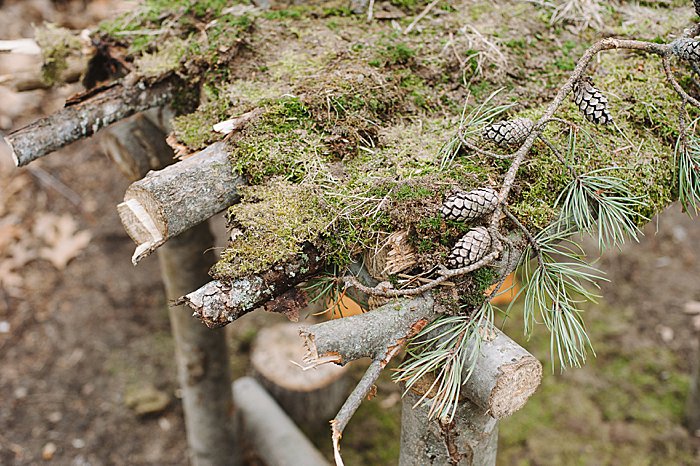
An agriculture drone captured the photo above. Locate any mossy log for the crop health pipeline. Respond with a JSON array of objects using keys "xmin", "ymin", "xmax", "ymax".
[
  {"xmin": 117, "ymin": 141, "xmax": 245, "ymax": 264},
  {"xmin": 5, "ymin": 76, "xmax": 179, "ymax": 166},
  {"xmin": 251, "ymin": 323, "xmax": 350, "ymax": 430},
  {"xmin": 232, "ymin": 377, "xmax": 330, "ymax": 466}
]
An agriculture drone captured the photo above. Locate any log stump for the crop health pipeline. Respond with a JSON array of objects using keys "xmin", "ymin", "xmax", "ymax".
[{"xmin": 251, "ymin": 323, "xmax": 351, "ymax": 431}]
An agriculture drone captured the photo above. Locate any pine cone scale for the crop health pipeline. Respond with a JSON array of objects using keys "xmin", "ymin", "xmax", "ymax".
[
  {"xmin": 447, "ymin": 227, "xmax": 492, "ymax": 269},
  {"xmin": 573, "ymin": 77, "xmax": 612, "ymax": 125},
  {"xmin": 483, "ymin": 118, "xmax": 533, "ymax": 146},
  {"xmin": 441, "ymin": 187, "xmax": 498, "ymax": 222}
]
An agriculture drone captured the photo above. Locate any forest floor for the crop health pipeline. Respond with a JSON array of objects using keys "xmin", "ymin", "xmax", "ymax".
[{"xmin": 1, "ymin": 0, "xmax": 700, "ymax": 465}]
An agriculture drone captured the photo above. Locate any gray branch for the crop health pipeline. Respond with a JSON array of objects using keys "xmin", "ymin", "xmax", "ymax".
[
  {"xmin": 178, "ymin": 244, "xmax": 323, "ymax": 328},
  {"xmin": 4, "ymin": 77, "xmax": 179, "ymax": 166},
  {"xmin": 117, "ymin": 141, "xmax": 245, "ymax": 264}
]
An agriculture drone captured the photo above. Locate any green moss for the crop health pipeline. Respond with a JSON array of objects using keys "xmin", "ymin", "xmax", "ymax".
[
  {"xmin": 212, "ymin": 181, "xmax": 332, "ymax": 279},
  {"xmin": 227, "ymin": 97, "xmax": 330, "ymax": 184},
  {"xmin": 34, "ymin": 24, "xmax": 83, "ymax": 85}
]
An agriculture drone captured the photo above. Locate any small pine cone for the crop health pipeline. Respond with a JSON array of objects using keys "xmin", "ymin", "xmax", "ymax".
[
  {"xmin": 573, "ymin": 77, "xmax": 612, "ymax": 125},
  {"xmin": 447, "ymin": 227, "xmax": 492, "ymax": 269},
  {"xmin": 441, "ymin": 187, "xmax": 499, "ymax": 222},
  {"xmin": 483, "ymin": 118, "xmax": 534, "ymax": 146},
  {"xmin": 671, "ymin": 38, "xmax": 700, "ymax": 64}
]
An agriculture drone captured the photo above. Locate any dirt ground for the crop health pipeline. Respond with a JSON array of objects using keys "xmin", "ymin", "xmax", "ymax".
[{"xmin": 2, "ymin": 1, "xmax": 700, "ymax": 465}]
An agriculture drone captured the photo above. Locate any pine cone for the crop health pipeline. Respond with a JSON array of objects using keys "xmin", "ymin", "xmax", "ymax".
[
  {"xmin": 447, "ymin": 227, "xmax": 492, "ymax": 269},
  {"xmin": 671, "ymin": 38, "xmax": 700, "ymax": 64},
  {"xmin": 573, "ymin": 77, "xmax": 612, "ymax": 125},
  {"xmin": 483, "ymin": 118, "xmax": 534, "ymax": 146},
  {"xmin": 441, "ymin": 187, "xmax": 499, "ymax": 222}
]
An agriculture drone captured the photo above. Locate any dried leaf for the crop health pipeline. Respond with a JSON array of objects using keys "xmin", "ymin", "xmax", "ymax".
[{"xmin": 34, "ymin": 213, "xmax": 91, "ymax": 270}]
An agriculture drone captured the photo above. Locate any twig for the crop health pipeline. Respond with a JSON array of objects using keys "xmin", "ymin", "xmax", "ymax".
[
  {"xmin": 663, "ymin": 54, "xmax": 700, "ymax": 109},
  {"xmin": 404, "ymin": 0, "xmax": 440, "ymax": 35},
  {"xmin": 26, "ymin": 165, "xmax": 83, "ymax": 208},
  {"xmin": 487, "ymin": 38, "xmax": 672, "ymax": 233},
  {"xmin": 538, "ymin": 135, "xmax": 578, "ymax": 178},
  {"xmin": 367, "ymin": 0, "xmax": 375, "ymax": 22},
  {"xmin": 343, "ymin": 249, "xmax": 501, "ymax": 297},
  {"xmin": 331, "ymin": 359, "xmax": 383, "ymax": 466}
]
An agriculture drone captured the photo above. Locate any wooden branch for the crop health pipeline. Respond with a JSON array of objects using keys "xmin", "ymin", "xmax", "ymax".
[
  {"xmin": 300, "ymin": 295, "xmax": 435, "ymax": 365},
  {"xmin": 460, "ymin": 327, "xmax": 541, "ymax": 418},
  {"xmin": 159, "ymin": 224, "xmax": 239, "ymax": 466},
  {"xmin": 4, "ymin": 76, "xmax": 179, "ymax": 166},
  {"xmin": 232, "ymin": 377, "xmax": 330, "ymax": 466},
  {"xmin": 100, "ymin": 112, "xmax": 176, "ymax": 180},
  {"xmin": 104, "ymin": 114, "xmax": 239, "ymax": 464},
  {"xmin": 399, "ymin": 391, "xmax": 498, "ymax": 466},
  {"xmin": 178, "ymin": 244, "xmax": 323, "ymax": 328},
  {"xmin": 118, "ymin": 141, "xmax": 245, "ymax": 264},
  {"xmin": 300, "ymin": 296, "xmax": 434, "ymax": 466}
]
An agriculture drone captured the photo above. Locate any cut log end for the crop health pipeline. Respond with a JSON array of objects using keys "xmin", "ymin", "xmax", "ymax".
[
  {"xmin": 117, "ymin": 198, "xmax": 166, "ymax": 265},
  {"xmin": 487, "ymin": 354, "xmax": 542, "ymax": 418},
  {"xmin": 3, "ymin": 135, "xmax": 19, "ymax": 167}
]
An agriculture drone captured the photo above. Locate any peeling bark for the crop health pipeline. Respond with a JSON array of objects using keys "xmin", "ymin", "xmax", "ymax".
[
  {"xmin": 5, "ymin": 76, "xmax": 179, "ymax": 166},
  {"xmin": 178, "ymin": 244, "xmax": 323, "ymax": 328}
]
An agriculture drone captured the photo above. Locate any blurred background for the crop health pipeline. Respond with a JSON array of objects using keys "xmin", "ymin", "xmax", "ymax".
[{"xmin": 1, "ymin": 0, "xmax": 699, "ymax": 464}]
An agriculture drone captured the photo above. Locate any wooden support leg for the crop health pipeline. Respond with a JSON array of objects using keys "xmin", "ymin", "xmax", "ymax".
[
  {"xmin": 159, "ymin": 222, "xmax": 238, "ymax": 466},
  {"xmin": 103, "ymin": 115, "xmax": 239, "ymax": 465},
  {"xmin": 399, "ymin": 391, "xmax": 498, "ymax": 466}
]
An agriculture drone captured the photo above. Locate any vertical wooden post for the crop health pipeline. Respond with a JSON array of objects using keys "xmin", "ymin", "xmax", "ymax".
[
  {"xmin": 399, "ymin": 391, "xmax": 498, "ymax": 466},
  {"xmin": 398, "ymin": 327, "xmax": 541, "ymax": 465},
  {"xmin": 102, "ymin": 113, "xmax": 239, "ymax": 465},
  {"xmin": 685, "ymin": 335, "xmax": 700, "ymax": 434},
  {"xmin": 159, "ymin": 225, "xmax": 239, "ymax": 466}
]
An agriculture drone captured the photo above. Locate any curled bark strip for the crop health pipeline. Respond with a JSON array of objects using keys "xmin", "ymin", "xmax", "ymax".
[
  {"xmin": 5, "ymin": 76, "xmax": 180, "ymax": 166},
  {"xmin": 117, "ymin": 141, "xmax": 245, "ymax": 264},
  {"xmin": 178, "ymin": 245, "xmax": 323, "ymax": 328}
]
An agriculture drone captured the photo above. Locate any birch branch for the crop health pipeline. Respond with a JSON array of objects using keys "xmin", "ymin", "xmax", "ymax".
[
  {"xmin": 4, "ymin": 76, "xmax": 179, "ymax": 166},
  {"xmin": 118, "ymin": 141, "xmax": 245, "ymax": 264},
  {"xmin": 178, "ymin": 244, "xmax": 323, "ymax": 328}
]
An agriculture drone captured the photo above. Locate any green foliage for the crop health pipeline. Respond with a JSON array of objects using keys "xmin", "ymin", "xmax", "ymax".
[
  {"xmin": 395, "ymin": 302, "xmax": 495, "ymax": 421},
  {"xmin": 676, "ymin": 120, "xmax": 700, "ymax": 213},
  {"xmin": 556, "ymin": 168, "xmax": 647, "ymax": 250},
  {"xmin": 514, "ymin": 222, "xmax": 605, "ymax": 370}
]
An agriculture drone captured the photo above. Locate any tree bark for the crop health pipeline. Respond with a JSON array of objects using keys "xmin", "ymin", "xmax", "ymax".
[
  {"xmin": 160, "ymin": 224, "xmax": 239, "ymax": 466},
  {"xmin": 4, "ymin": 76, "xmax": 179, "ymax": 166},
  {"xmin": 178, "ymin": 244, "xmax": 323, "ymax": 328},
  {"xmin": 251, "ymin": 323, "xmax": 350, "ymax": 431},
  {"xmin": 233, "ymin": 377, "xmax": 331, "ymax": 466},
  {"xmin": 103, "ymin": 116, "xmax": 238, "ymax": 465},
  {"xmin": 100, "ymin": 112, "xmax": 176, "ymax": 180},
  {"xmin": 399, "ymin": 389, "xmax": 498, "ymax": 466},
  {"xmin": 117, "ymin": 141, "xmax": 245, "ymax": 264}
]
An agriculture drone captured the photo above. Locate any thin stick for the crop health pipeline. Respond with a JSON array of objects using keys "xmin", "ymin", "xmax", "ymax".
[{"xmin": 404, "ymin": 0, "xmax": 440, "ymax": 35}]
